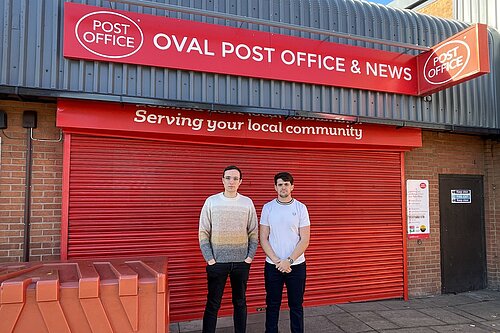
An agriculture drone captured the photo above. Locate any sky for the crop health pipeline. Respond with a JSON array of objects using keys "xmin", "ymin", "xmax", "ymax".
[{"xmin": 366, "ymin": 0, "xmax": 392, "ymax": 4}]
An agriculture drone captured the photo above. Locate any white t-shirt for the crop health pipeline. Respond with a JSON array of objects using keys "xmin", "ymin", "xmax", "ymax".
[{"xmin": 260, "ymin": 198, "xmax": 310, "ymax": 265}]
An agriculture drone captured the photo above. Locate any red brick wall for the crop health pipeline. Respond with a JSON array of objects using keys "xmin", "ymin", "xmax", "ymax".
[
  {"xmin": 0, "ymin": 100, "xmax": 62, "ymax": 262},
  {"xmin": 405, "ymin": 131, "xmax": 500, "ymax": 295},
  {"xmin": 485, "ymin": 139, "xmax": 500, "ymax": 289}
]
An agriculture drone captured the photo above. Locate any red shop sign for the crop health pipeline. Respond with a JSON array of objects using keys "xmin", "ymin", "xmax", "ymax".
[
  {"xmin": 63, "ymin": 3, "xmax": 489, "ymax": 96},
  {"xmin": 417, "ymin": 24, "xmax": 490, "ymax": 95},
  {"xmin": 56, "ymin": 99, "xmax": 422, "ymax": 150}
]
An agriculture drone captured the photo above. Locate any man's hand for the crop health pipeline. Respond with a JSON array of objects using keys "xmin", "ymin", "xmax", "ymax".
[
  {"xmin": 276, "ymin": 260, "xmax": 292, "ymax": 273},
  {"xmin": 244, "ymin": 257, "xmax": 253, "ymax": 264},
  {"xmin": 207, "ymin": 259, "xmax": 216, "ymax": 265}
]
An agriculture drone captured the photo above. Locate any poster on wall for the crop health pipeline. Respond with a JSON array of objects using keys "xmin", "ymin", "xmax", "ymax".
[{"xmin": 406, "ymin": 180, "xmax": 430, "ymax": 239}]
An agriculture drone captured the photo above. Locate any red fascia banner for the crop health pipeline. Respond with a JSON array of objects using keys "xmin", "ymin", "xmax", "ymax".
[
  {"xmin": 63, "ymin": 3, "xmax": 489, "ymax": 96},
  {"xmin": 56, "ymin": 99, "xmax": 422, "ymax": 149}
]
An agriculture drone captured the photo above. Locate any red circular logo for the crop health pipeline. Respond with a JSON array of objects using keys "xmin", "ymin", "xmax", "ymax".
[
  {"xmin": 423, "ymin": 40, "xmax": 470, "ymax": 85},
  {"xmin": 75, "ymin": 11, "xmax": 144, "ymax": 59}
]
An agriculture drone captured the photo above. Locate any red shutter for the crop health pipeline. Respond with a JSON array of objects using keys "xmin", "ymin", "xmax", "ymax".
[{"xmin": 65, "ymin": 134, "xmax": 404, "ymax": 322}]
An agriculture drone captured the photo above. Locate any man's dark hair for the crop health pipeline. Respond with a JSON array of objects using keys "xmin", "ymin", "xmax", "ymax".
[
  {"xmin": 223, "ymin": 165, "xmax": 242, "ymax": 179},
  {"xmin": 274, "ymin": 172, "xmax": 294, "ymax": 185}
]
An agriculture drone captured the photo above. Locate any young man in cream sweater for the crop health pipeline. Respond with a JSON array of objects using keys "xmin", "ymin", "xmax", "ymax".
[{"xmin": 199, "ymin": 165, "xmax": 258, "ymax": 333}]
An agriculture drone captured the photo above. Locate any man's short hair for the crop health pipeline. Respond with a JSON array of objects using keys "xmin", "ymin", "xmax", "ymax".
[
  {"xmin": 223, "ymin": 165, "xmax": 242, "ymax": 179},
  {"xmin": 274, "ymin": 172, "xmax": 294, "ymax": 185}
]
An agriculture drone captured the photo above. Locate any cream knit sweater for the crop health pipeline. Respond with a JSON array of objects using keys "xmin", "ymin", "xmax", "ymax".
[{"xmin": 199, "ymin": 192, "xmax": 258, "ymax": 263}]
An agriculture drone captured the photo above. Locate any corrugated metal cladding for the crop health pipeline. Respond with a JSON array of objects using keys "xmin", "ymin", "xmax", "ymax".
[
  {"xmin": 65, "ymin": 133, "xmax": 405, "ymax": 322},
  {"xmin": 0, "ymin": 0, "xmax": 498, "ymax": 129},
  {"xmin": 455, "ymin": 0, "xmax": 500, "ymax": 31}
]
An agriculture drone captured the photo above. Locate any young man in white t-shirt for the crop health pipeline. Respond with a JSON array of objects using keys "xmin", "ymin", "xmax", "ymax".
[{"xmin": 259, "ymin": 172, "xmax": 311, "ymax": 333}]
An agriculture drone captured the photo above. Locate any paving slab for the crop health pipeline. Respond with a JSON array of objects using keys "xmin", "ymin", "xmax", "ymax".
[
  {"xmin": 380, "ymin": 328, "xmax": 437, "ymax": 333},
  {"xmin": 455, "ymin": 302, "xmax": 500, "ymax": 321},
  {"xmin": 304, "ymin": 315, "xmax": 345, "ymax": 333},
  {"xmin": 338, "ymin": 301, "xmax": 392, "ymax": 312},
  {"xmin": 238, "ymin": 321, "xmax": 265, "ymax": 333},
  {"xmin": 304, "ymin": 304, "xmax": 345, "ymax": 316},
  {"xmin": 417, "ymin": 294, "xmax": 477, "ymax": 307},
  {"xmin": 466, "ymin": 290, "xmax": 500, "ymax": 302},
  {"xmin": 246, "ymin": 312, "xmax": 266, "ymax": 325},
  {"xmin": 376, "ymin": 309, "xmax": 445, "ymax": 327},
  {"xmin": 483, "ymin": 320, "xmax": 500, "ymax": 331},
  {"xmin": 169, "ymin": 322, "xmax": 180, "ymax": 333},
  {"xmin": 326, "ymin": 312, "xmax": 375, "ymax": 332},
  {"xmin": 178, "ymin": 319, "xmax": 203, "ymax": 332},
  {"xmin": 418, "ymin": 307, "xmax": 473, "ymax": 324},
  {"xmin": 350, "ymin": 311, "xmax": 400, "ymax": 330},
  {"xmin": 377, "ymin": 298, "xmax": 429, "ymax": 310},
  {"xmin": 446, "ymin": 306, "xmax": 492, "ymax": 322},
  {"xmin": 430, "ymin": 323, "xmax": 498, "ymax": 332}
]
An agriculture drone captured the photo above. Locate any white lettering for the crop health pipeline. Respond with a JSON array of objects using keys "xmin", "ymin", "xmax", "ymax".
[
  {"xmin": 427, "ymin": 56, "xmax": 464, "ymax": 78},
  {"xmin": 366, "ymin": 62, "xmax": 412, "ymax": 81},
  {"xmin": 281, "ymin": 50, "xmax": 295, "ymax": 65},
  {"xmin": 153, "ymin": 33, "xmax": 171, "ymax": 50},
  {"xmin": 133, "ymin": 110, "xmax": 204, "ymax": 131},
  {"xmin": 134, "ymin": 110, "xmax": 147, "ymax": 122},
  {"xmin": 207, "ymin": 119, "xmax": 216, "ymax": 132},
  {"xmin": 92, "ymin": 20, "xmax": 130, "ymax": 34},
  {"xmin": 172, "ymin": 36, "xmax": 188, "ymax": 52},
  {"xmin": 82, "ymin": 31, "xmax": 134, "ymax": 48},
  {"xmin": 186, "ymin": 38, "xmax": 203, "ymax": 54},
  {"xmin": 404, "ymin": 67, "xmax": 412, "ymax": 81},
  {"xmin": 284, "ymin": 124, "xmax": 363, "ymax": 140},
  {"xmin": 203, "ymin": 40, "xmax": 215, "ymax": 56},
  {"xmin": 146, "ymin": 113, "xmax": 157, "ymax": 123},
  {"xmin": 281, "ymin": 50, "xmax": 345, "ymax": 71},
  {"xmin": 221, "ymin": 42, "xmax": 274, "ymax": 62},
  {"xmin": 222, "ymin": 42, "xmax": 234, "ymax": 58}
]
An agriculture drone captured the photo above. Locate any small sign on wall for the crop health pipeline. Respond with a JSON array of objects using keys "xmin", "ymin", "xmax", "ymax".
[
  {"xmin": 451, "ymin": 189, "xmax": 472, "ymax": 204},
  {"xmin": 407, "ymin": 180, "xmax": 430, "ymax": 239}
]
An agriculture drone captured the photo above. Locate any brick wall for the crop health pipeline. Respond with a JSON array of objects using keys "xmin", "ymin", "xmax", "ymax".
[
  {"xmin": 485, "ymin": 139, "xmax": 500, "ymax": 289},
  {"xmin": 417, "ymin": 0, "xmax": 453, "ymax": 19},
  {"xmin": 0, "ymin": 100, "xmax": 62, "ymax": 262},
  {"xmin": 404, "ymin": 131, "xmax": 500, "ymax": 295}
]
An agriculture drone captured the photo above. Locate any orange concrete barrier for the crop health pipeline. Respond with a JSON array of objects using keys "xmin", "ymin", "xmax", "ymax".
[{"xmin": 0, "ymin": 257, "xmax": 169, "ymax": 333}]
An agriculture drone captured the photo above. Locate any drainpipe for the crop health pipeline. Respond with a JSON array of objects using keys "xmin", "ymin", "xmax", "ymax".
[{"xmin": 22, "ymin": 111, "xmax": 37, "ymax": 262}]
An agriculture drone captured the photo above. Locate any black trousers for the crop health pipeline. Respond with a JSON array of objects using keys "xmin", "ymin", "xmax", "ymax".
[
  {"xmin": 264, "ymin": 261, "xmax": 306, "ymax": 333},
  {"xmin": 202, "ymin": 262, "xmax": 251, "ymax": 333}
]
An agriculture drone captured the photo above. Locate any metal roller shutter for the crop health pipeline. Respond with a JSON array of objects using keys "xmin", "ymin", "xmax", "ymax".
[{"xmin": 65, "ymin": 134, "xmax": 405, "ymax": 322}]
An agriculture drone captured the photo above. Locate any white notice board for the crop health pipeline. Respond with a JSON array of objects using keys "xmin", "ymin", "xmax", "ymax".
[{"xmin": 406, "ymin": 180, "xmax": 430, "ymax": 239}]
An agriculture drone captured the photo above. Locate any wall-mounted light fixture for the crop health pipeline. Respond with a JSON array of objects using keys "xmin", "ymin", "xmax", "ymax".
[
  {"xmin": 22, "ymin": 110, "xmax": 38, "ymax": 129},
  {"xmin": 0, "ymin": 110, "xmax": 62, "ymax": 142},
  {"xmin": 0, "ymin": 110, "xmax": 7, "ymax": 129}
]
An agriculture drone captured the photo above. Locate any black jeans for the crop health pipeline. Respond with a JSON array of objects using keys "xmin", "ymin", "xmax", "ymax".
[
  {"xmin": 264, "ymin": 261, "xmax": 306, "ymax": 333},
  {"xmin": 203, "ymin": 262, "xmax": 251, "ymax": 333}
]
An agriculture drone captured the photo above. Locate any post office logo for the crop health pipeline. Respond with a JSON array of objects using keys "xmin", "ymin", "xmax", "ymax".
[
  {"xmin": 75, "ymin": 10, "xmax": 144, "ymax": 59},
  {"xmin": 423, "ymin": 40, "xmax": 471, "ymax": 85}
]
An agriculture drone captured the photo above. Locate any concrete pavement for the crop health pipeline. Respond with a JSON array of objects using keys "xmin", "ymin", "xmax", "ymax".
[{"xmin": 170, "ymin": 289, "xmax": 500, "ymax": 332}]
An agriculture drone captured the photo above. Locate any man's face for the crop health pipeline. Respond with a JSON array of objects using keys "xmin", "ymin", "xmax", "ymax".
[
  {"xmin": 275, "ymin": 178, "xmax": 294, "ymax": 199},
  {"xmin": 222, "ymin": 169, "xmax": 242, "ymax": 195}
]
